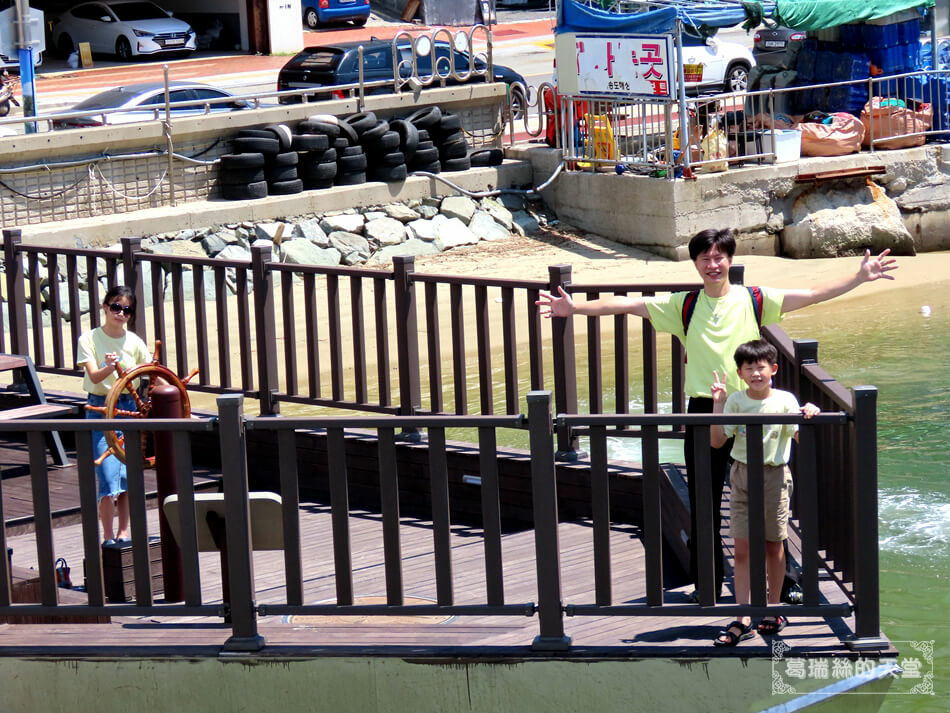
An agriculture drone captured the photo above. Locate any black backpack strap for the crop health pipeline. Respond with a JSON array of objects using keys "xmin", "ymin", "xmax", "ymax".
[
  {"xmin": 681, "ymin": 289, "xmax": 700, "ymax": 334},
  {"xmin": 747, "ymin": 286, "xmax": 764, "ymax": 328}
]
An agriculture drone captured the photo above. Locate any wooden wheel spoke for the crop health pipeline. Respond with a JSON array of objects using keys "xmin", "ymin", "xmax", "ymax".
[
  {"xmin": 113, "ymin": 409, "xmax": 144, "ymax": 418},
  {"xmin": 100, "ymin": 340, "xmax": 191, "ymax": 468}
]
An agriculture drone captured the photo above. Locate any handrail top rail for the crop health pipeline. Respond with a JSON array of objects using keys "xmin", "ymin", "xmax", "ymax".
[
  {"xmin": 0, "ymin": 417, "xmax": 217, "ymax": 432},
  {"xmin": 567, "ymin": 281, "xmax": 702, "ymax": 294},
  {"xmin": 411, "ymin": 271, "xmax": 550, "ymax": 290},
  {"xmin": 802, "ymin": 362, "xmax": 857, "ymax": 411},
  {"xmin": 558, "ymin": 412, "xmax": 849, "ymax": 427},
  {"xmin": 269, "ymin": 262, "xmax": 395, "ymax": 279},
  {"xmin": 246, "ymin": 414, "xmax": 526, "ymax": 430}
]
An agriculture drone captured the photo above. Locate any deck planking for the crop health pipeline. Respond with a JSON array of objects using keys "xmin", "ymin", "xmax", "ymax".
[
  {"xmin": 0, "ymin": 436, "xmax": 222, "ymax": 534},
  {"xmin": 3, "ymin": 499, "xmax": 874, "ymax": 658}
]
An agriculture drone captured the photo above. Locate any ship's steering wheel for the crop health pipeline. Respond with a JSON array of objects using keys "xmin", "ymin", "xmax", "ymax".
[{"xmin": 85, "ymin": 341, "xmax": 197, "ymax": 467}]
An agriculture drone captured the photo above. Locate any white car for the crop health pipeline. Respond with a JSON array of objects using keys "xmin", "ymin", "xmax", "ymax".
[
  {"xmin": 681, "ymin": 32, "xmax": 755, "ymax": 93},
  {"xmin": 51, "ymin": 1, "xmax": 196, "ymax": 61}
]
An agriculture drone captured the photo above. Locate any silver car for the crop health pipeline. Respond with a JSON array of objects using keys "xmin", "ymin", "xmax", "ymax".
[
  {"xmin": 51, "ymin": 1, "xmax": 196, "ymax": 61},
  {"xmin": 51, "ymin": 81, "xmax": 249, "ymax": 129}
]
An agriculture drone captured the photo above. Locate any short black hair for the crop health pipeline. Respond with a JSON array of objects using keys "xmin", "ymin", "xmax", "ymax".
[
  {"xmin": 734, "ymin": 339, "xmax": 778, "ymax": 368},
  {"xmin": 688, "ymin": 228, "xmax": 736, "ymax": 261},
  {"xmin": 103, "ymin": 285, "xmax": 137, "ymax": 332}
]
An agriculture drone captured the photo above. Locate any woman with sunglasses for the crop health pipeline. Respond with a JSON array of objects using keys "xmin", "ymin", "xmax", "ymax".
[{"xmin": 77, "ymin": 285, "xmax": 151, "ymax": 545}]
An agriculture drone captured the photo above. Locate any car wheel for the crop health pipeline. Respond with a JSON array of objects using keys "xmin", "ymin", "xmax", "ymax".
[
  {"xmin": 57, "ymin": 34, "xmax": 75, "ymax": 58},
  {"xmin": 352, "ymin": 17, "xmax": 368, "ymax": 27},
  {"xmin": 510, "ymin": 86, "xmax": 526, "ymax": 122},
  {"xmin": 116, "ymin": 37, "xmax": 133, "ymax": 62},
  {"xmin": 724, "ymin": 63, "xmax": 749, "ymax": 93},
  {"xmin": 304, "ymin": 8, "xmax": 319, "ymax": 29}
]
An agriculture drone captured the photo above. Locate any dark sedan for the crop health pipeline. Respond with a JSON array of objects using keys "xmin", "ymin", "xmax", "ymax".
[
  {"xmin": 277, "ymin": 39, "xmax": 527, "ymax": 116},
  {"xmin": 752, "ymin": 24, "xmax": 805, "ymax": 69}
]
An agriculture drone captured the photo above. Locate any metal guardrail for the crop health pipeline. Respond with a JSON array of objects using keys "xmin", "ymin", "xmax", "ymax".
[
  {"xmin": 550, "ymin": 68, "xmax": 950, "ymax": 172},
  {"xmin": 0, "ymin": 25, "xmax": 500, "ymax": 136}
]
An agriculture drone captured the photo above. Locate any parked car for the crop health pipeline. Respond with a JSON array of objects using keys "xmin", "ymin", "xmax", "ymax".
[
  {"xmin": 752, "ymin": 23, "xmax": 805, "ymax": 69},
  {"xmin": 50, "ymin": 1, "xmax": 196, "ymax": 61},
  {"xmin": 302, "ymin": 0, "xmax": 370, "ymax": 29},
  {"xmin": 277, "ymin": 39, "xmax": 528, "ymax": 115},
  {"xmin": 681, "ymin": 31, "xmax": 756, "ymax": 93},
  {"xmin": 50, "ymin": 81, "xmax": 249, "ymax": 129}
]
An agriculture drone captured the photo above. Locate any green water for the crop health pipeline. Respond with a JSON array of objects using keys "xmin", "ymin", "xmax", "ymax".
[{"xmin": 778, "ymin": 282, "xmax": 950, "ymax": 713}]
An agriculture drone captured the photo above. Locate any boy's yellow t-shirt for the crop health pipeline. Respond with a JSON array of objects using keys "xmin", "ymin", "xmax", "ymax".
[
  {"xmin": 644, "ymin": 286, "xmax": 785, "ymax": 398},
  {"xmin": 76, "ymin": 327, "xmax": 151, "ymax": 396},
  {"xmin": 722, "ymin": 388, "xmax": 802, "ymax": 466}
]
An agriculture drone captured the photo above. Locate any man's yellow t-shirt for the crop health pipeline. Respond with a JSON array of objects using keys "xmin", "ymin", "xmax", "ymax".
[
  {"xmin": 644, "ymin": 286, "xmax": 785, "ymax": 397},
  {"xmin": 76, "ymin": 327, "xmax": 151, "ymax": 396}
]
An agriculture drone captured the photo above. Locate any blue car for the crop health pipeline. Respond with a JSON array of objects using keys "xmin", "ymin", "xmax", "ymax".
[{"xmin": 302, "ymin": 0, "xmax": 370, "ymax": 29}]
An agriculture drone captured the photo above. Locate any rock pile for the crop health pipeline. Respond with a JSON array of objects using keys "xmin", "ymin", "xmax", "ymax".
[
  {"xmin": 9, "ymin": 193, "xmax": 554, "ymax": 321},
  {"xmin": 144, "ymin": 193, "xmax": 545, "ymax": 268}
]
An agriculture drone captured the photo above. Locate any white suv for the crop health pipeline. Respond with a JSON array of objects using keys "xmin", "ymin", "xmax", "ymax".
[{"xmin": 52, "ymin": 1, "xmax": 196, "ymax": 61}]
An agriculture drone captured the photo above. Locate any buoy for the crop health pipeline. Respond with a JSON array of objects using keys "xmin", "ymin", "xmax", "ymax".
[{"xmin": 921, "ymin": 305, "xmax": 932, "ymax": 316}]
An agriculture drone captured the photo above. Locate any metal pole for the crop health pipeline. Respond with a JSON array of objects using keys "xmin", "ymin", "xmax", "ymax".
[
  {"xmin": 152, "ymin": 385, "xmax": 184, "ymax": 602},
  {"xmin": 14, "ymin": 0, "xmax": 36, "ymax": 133},
  {"xmin": 674, "ymin": 20, "xmax": 691, "ymax": 170},
  {"xmin": 163, "ymin": 64, "xmax": 176, "ymax": 206}
]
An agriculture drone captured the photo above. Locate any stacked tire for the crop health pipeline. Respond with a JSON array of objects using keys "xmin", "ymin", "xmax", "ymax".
[
  {"xmin": 405, "ymin": 107, "xmax": 442, "ymax": 174},
  {"xmin": 218, "ymin": 151, "xmax": 267, "ymax": 201},
  {"xmin": 431, "ymin": 111, "xmax": 471, "ymax": 173},
  {"xmin": 332, "ymin": 114, "xmax": 367, "ymax": 186},
  {"xmin": 346, "ymin": 111, "xmax": 408, "ymax": 184},
  {"xmin": 220, "ymin": 125, "xmax": 303, "ymax": 199},
  {"xmin": 293, "ymin": 116, "xmax": 339, "ymax": 190}
]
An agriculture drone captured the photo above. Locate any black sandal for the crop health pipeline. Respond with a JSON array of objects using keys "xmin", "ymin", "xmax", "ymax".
[
  {"xmin": 757, "ymin": 615, "xmax": 788, "ymax": 635},
  {"xmin": 714, "ymin": 620, "xmax": 754, "ymax": 647}
]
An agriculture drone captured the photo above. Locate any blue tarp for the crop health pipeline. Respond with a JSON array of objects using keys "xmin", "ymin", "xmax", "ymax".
[{"xmin": 556, "ymin": 1, "xmax": 776, "ymax": 35}]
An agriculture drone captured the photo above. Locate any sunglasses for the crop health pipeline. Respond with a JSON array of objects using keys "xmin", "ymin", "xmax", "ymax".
[{"xmin": 108, "ymin": 302, "xmax": 133, "ymax": 316}]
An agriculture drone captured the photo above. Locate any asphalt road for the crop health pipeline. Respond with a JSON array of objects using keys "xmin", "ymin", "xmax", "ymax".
[{"xmin": 1, "ymin": 10, "xmax": 760, "ymax": 133}]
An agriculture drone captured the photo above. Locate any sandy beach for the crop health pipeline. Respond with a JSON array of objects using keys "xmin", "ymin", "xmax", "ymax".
[{"xmin": 407, "ymin": 225, "xmax": 950, "ymax": 298}]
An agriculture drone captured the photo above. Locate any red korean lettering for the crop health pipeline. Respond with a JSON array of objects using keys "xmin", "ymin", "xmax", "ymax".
[{"xmin": 640, "ymin": 43, "xmax": 662, "ymax": 65}]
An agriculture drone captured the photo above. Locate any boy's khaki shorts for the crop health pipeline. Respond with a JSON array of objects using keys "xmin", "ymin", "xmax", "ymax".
[{"xmin": 729, "ymin": 462, "xmax": 793, "ymax": 541}]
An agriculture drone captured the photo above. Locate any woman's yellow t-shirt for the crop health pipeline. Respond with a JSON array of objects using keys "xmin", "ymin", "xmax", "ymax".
[{"xmin": 76, "ymin": 327, "xmax": 151, "ymax": 396}]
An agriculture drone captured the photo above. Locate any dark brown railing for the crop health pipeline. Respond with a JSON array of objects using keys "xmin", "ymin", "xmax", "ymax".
[
  {"xmin": 0, "ymin": 228, "xmax": 882, "ymax": 648},
  {"xmin": 0, "ymin": 392, "xmax": 873, "ymax": 651}
]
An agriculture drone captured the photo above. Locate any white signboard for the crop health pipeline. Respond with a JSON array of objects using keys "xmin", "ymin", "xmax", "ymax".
[{"xmin": 555, "ymin": 32, "xmax": 675, "ymax": 99}]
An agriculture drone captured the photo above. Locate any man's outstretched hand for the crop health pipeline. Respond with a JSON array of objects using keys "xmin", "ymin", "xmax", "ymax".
[
  {"xmin": 536, "ymin": 286, "xmax": 575, "ymax": 318},
  {"xmin": 860, "ymin": 248, "xmax": 899, "ymax": 282}
]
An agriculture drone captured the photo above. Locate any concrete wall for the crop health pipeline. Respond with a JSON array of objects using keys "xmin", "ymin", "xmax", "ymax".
[
  {"xmin": 512, "ymin": 144, "xmax": 950, "ymax": 259},
  {"xmin": 0, "ymin": 654, "xmax": 854, "ymax": 713},
  {"xmin": 0, "ymin": 83, "xmax": 510, "ymax": 244}
]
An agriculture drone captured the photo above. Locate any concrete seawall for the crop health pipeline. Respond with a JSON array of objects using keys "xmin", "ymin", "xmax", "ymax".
[{"xmin": 512, "ymin": 144, "xmax": 950, "ymax": 260}]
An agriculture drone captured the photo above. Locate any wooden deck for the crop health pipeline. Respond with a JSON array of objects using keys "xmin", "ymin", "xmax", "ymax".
[
  {"xmin": 0, "ymin": 435, "xmax": 221, "ymax": 535},
  {"xmin": 2, "ymin": 482, "xmax": 873, "ymax": 659}
]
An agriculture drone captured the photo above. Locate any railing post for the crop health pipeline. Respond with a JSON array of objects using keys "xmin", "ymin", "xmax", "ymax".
[
  {"xmin": 792, "ymin": 339, "xmax": 819, "ymax": 398},
  {"xmin": 527, "ymin": 391, "xmax": 571, "ymax": 650},
  {"xmin": 217, "ymin": 394, "xmax": 265, "ymax": 651},
  {"xmin": 251, "ymin": 244, "xmax": 280, "ymax": 415},
  {"xmin": 548, "ymin": 264, "xmax": 580, "ymax": 460},
  {"xmin": 393, "ymin": 256, "xmax": 421, "ymax": 440},
  {"xmin": 728, "ymin": 263, "xmax": 745, "ymax": 286},
  {"xmin": 120, "ymin": 236, "xmax": 147, "ymax": 344},
  {"xmin": 848, "ymin": 385, "xmax": 886, "ymax": 649},
  {"xmin": 2, "ymin": 229, "xmax": 28, "ymax": 356}
]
